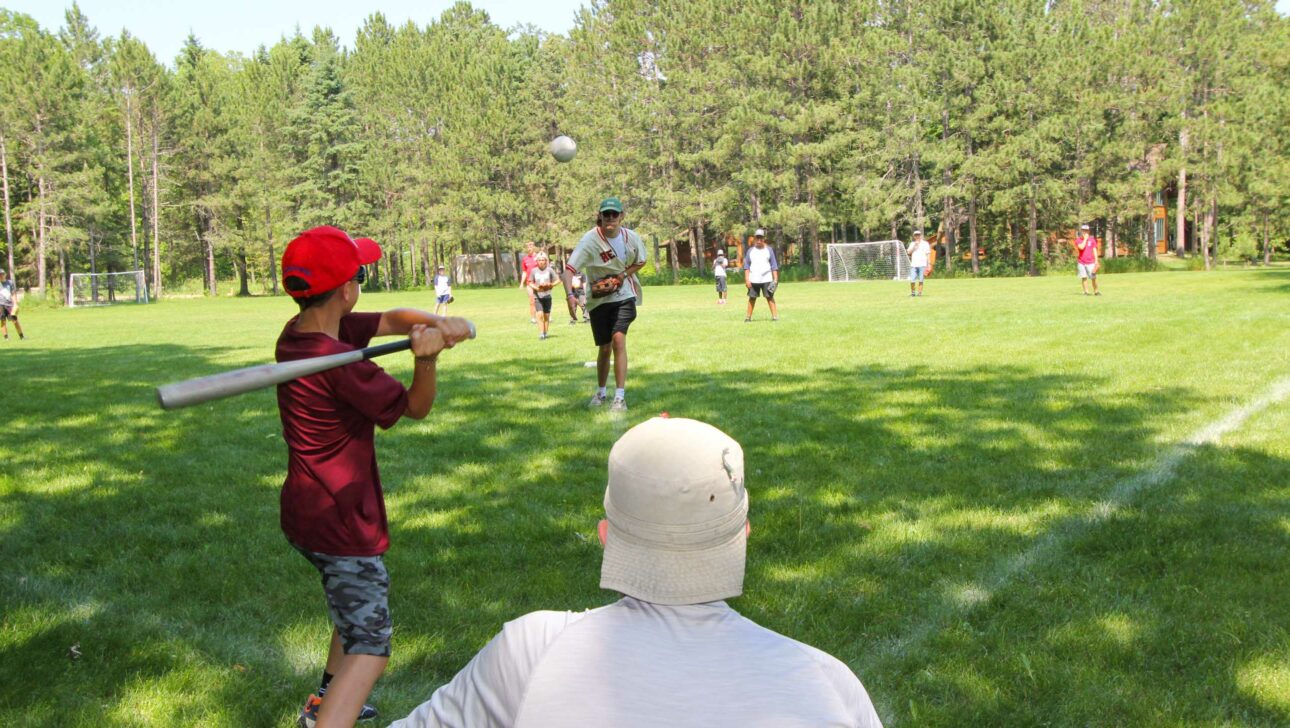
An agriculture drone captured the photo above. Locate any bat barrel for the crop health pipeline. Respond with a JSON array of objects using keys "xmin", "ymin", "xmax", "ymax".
[{"xmin": 155, "ymin": 319, "xmax": 476, "ymax": 410}]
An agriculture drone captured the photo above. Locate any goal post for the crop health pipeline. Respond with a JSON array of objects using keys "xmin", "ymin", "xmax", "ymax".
[
  {"xmin": 827, "ymin": 241, "xmax": 910, "ymax": 282},
  {"xmin": 69, "ymin": 270, "xmax": 149, "ymax": 307}
]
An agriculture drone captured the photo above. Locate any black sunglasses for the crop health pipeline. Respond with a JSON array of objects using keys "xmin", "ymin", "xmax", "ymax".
[
  {"xmin": 601, "ymin": 210, "xmax": 622, "ymax": 219},
  {"xmin": 353, "ymin": 266, "xmax": 367, "ymax": 285}
]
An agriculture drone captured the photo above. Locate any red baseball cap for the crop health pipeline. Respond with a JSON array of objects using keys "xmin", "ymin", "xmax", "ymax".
[{"xmin": 281, "ymin": 226, "xmax": 382, "ymax": 298}]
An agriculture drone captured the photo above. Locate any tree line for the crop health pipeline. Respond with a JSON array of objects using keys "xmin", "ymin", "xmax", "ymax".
[{"xmin": 1, "ymin": 0, "xmax": 1286, "ymax": 300}]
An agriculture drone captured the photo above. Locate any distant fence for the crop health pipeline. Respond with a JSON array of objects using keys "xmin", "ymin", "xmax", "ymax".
[{"xmin": 452, "ymin": 253, "xmax": 519, "ymax": 285}]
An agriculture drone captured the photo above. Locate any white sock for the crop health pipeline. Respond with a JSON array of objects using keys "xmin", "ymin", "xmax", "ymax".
[
  {"xmin": 615, "ymin": 388, "xmax": 625, "ymax": 400},
  {"xmin": 597, "ymin": 387, "xmax": 607, "ymax": 397}
]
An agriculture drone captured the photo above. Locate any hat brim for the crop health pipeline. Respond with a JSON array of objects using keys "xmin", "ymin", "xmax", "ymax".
[
  {"xmin": 600, "ymin": 521, "xmax": 746, "ymax": 606},
  {"xmin": 354, "ymin": 237, "xmax": 383, "ymax": 264}
]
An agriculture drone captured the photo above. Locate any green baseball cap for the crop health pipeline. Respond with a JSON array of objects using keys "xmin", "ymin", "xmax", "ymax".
[{"xmin": 599, "ymin": 196, "xmax": 624, "ymax": 214}]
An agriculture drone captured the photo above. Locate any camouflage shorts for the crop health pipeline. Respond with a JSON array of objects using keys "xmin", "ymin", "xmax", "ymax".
[{"xmin": 292, "ymin": 544, "xmax": 392, "ymax": 657}]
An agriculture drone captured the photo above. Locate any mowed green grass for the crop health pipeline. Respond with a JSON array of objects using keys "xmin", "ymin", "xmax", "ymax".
[{"xmin": 1, "ymin": 269, "xmax": 1288, "ymax": 727}]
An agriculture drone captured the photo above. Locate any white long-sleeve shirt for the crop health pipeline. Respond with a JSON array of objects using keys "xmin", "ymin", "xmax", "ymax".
[{"xmin": 391, "ymin": 597, "xmax": 883, "ymax": 728}]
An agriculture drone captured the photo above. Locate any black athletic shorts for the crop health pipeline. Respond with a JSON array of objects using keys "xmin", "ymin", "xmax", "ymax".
[
  {"xmin": 0, "ymin": 306, "xmax": 13, "ymax": 321},
  {"xmin": 536, "ymin": 295, "xmax": 553, "ymax": 314},
  {"xmin": 590, "ymin": 298, "xmax": 637, "ymax": 346},
  {"xmin": 748, "ymin": 282, "xmax": 775, "ymax": 300}
]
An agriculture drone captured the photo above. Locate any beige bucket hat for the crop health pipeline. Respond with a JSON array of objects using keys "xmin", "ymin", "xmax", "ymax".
[{"xmin": 600, "ymin": 417, "xmax": 749, "ymax": 605}]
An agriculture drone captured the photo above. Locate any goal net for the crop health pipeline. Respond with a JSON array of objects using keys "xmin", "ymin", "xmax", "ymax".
[
  {"xmin": 827, "ymin": 241, "xmax": 910, "ymax": 282},
  {"xmin": 69, "ymin": 270, "xmax": 149, "ymax": 307}
]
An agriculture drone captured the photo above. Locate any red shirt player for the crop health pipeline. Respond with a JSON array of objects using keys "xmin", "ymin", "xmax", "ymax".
[
  {"xmin": 276, "ymin": 226, "xmax": 472, "ymax": 728},
  {"xmin": 519, "ymin": 241, "xmax": 540, "ymax": 323}
]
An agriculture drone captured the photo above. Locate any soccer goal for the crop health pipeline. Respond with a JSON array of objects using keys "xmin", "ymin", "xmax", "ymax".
[
  {"xmin": 69, "ymin": 270, "xmax": 149, "ymax": 307},
  {"xmin": 827, "ymin": 241, "xmax": 910, "ymax": 282}
]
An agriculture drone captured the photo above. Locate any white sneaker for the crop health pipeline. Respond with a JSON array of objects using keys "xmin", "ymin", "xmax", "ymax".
[
  {"xmin": 588, "ymin": 393, "xmax": 607, "ymax": 408},
  {"xmin": 610, "ymin": 397, "xmax": 627, "ymax": 412}
]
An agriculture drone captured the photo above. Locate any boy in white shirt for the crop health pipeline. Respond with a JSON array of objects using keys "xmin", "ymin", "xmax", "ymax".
[
  {"xmin": 528, "ymin": 253, "xmax": 559, "ymax": 340},
  {"xmin": 0, "ymin": 271, "xmax": 24, "ymax": 340},
  {"xmin": 906, "ymin": 230, "xmax": 931, "ymax": 297},
  {"xmin": 712, "ymin": 249, "xmax": 729, "ymax": 305},
  {"xmin": 742, "ymin": 229, "xmax": 779, "ymax": 322},
  {"xmin": 433, "ymin": 265, "xmax": 452, "ymax": 316}
]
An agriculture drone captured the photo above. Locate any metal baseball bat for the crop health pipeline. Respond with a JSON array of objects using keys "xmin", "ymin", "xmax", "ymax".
[{"xmin": 156, "ymin": 321, "xmax": 476, "ymax": 410}]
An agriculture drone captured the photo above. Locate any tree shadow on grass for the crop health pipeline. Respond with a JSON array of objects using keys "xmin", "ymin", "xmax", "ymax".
[
  {"xmin": 1248, "ymin": 268, "xmax": 1290, "ymax": 293},
  {"xmin": 0, "ymin": 344, "xmax": 1281, "ymax": 726}
]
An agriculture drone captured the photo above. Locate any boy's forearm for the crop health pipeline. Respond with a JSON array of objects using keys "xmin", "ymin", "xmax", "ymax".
[
  {"xmin": 379, "ymin": 308, "xmax": 445, "ymax": 336},
  {"xmin": 404, "ymin": 357, "xmax": 437, "ymax": 420}
]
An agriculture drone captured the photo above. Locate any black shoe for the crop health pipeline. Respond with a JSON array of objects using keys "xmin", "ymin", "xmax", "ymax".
[{"xmin": 299, "ymin": 694, "xmax": 379, "ymax": 726}]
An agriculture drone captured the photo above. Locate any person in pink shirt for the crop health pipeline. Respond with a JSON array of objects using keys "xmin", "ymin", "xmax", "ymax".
[
  {"xmin": 519, "ymin": 241, "xmax": 540, "ymax": 323},
  {"xmin": 1074, "ymin": 224, "xmax": 1101, "ymax": 296}
]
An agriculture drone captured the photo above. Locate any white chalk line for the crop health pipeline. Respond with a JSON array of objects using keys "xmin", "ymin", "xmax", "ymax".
[{"xmin": 861, "ymin": 377, "xmax": 1290, "ymax": 716}]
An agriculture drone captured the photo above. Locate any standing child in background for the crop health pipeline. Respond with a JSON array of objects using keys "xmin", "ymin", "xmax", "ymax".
[
  {"xmin": 275, "ymin": 226, "xmax": 472, "ymax": 728},
  {"xmin": 560, "ymin": 261, "xmax": 587, "ymax": 324},
  {"xmin": 529, "ymin": 252, "xmax": 558, "ymax": 340},
  {"xmin": 1074, "ymin": 224, "xmax": 1101, "ymax": 296},
  {"xmin": 434, "ymin": 265, "xmax": 452, "ymax": 316},
  {"xmin": 713, "ymin": 249, "xmax": 730, "ymax": 305},
  {"xmin": 906, "ymin": 231, "xmax": 930, "ymax": 297},
  {"xmin": 0, "ymin": 271, "xmax": 24, "ymax": 340}
]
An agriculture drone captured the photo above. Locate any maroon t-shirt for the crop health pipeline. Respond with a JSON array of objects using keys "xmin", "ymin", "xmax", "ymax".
[{"xmin": 275, "ymin": 312, "xmax": 408, "ymax": 556}]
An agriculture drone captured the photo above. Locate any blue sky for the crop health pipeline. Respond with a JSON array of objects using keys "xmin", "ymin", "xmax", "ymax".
[
  {"xmin": 6, "ymin": 0, "xmax": 589, "ymax": 64},
  {"xmin": 8, "ymin": 0, "xmax": 1290, "ymax": 65}
]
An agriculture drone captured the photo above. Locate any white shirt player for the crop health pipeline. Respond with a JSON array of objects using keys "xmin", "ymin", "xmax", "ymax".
[
  {"xmin": 713, "ymin": 255, "xmax": 729, "ymax": 278},
  {"xmin": 391, "ymin": 597, "xmax": 883, "ymax": 728},
  {"xmin": 907, "ymin": 239, "xmax": 931, "ymax": 268},
  {"xmin": 434, "ymin": 274, "xmax": 451, "ymax": 297},
  {"xmin": 744, "ymin": 246, "xmax": 778, "ymax": 284},
  {"xmin": 530, "ymin": 266, "xmax": 557, "ymax": 296}
]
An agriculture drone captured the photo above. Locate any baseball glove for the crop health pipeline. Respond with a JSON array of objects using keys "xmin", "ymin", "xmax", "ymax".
[
  {"xmin": 590, "ymin": 274, "xmax": 624, "ymax": 298},
  {"xmin": 765, "ymin": 280, "xmax": 778, "ymax": 296}
]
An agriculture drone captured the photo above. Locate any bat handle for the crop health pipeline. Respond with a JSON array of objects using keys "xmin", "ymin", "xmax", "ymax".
[{"xmin": 360, "ymin": 320, "xmax": 475, "ymax": 361}]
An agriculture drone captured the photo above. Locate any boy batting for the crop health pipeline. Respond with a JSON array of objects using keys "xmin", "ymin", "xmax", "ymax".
[{"xmin": 275, "ymin": 226, "xmax": 471, "ymax": 728}]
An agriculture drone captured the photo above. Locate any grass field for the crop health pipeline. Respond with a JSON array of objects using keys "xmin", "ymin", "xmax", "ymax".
[{"xmin": 2, "ymin": 269, "xmax": 1288, "ymax": 727}]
